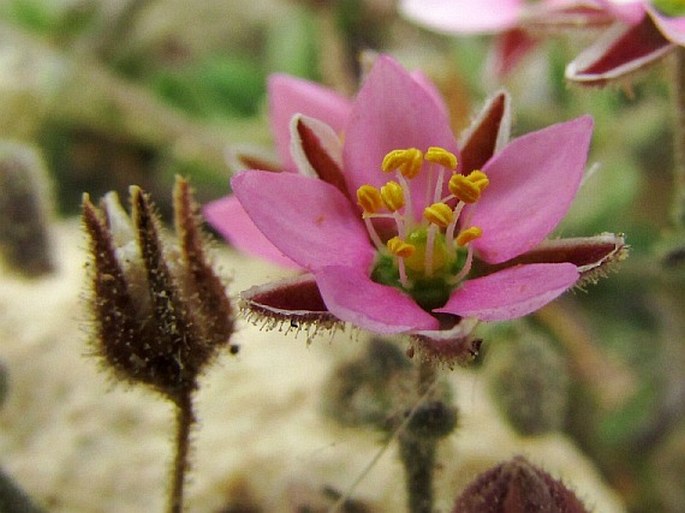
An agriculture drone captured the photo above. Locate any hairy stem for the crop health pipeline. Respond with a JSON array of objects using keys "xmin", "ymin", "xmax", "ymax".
[
  {"xmin": 399, "ymin": 360, "xmax": 438, "ymax": 513},
  {"xmin": 169, "ymin": 391, "xmax": 195, "ymax": 513},
  {"xmin": 399, "ymin": 434, "xmax": 437, "ymax": 513}
]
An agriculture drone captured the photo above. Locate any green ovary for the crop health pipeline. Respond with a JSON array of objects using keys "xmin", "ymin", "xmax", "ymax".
[
  {"xmin": 410, "ymin": 277, "xmax": 453, "ymax": 312},
  {"xmin": 403, "ymin": 229, "xmax": 448, "ymax": 273},
  {"xmin": 653, "ymin": 0, "xmax": 685, "ymax": 16},
  {"xmin": 370, "ymin": 229, "xmax": 468, "ymax": 312}
]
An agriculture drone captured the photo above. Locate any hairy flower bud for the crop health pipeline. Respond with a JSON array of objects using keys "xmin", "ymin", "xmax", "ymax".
[
  {"xmin": 82, "ymin": 176, "xmax": 235, "ymax": 401},
  {"xmin": 453, "ymin": 456, "xmax": 590, "ymax": 513}
]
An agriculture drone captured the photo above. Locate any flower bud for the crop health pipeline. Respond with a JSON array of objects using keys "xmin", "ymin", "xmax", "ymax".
[{"xmin": 452, "ymin": 456, "xmax": 590, "ymax": 513}]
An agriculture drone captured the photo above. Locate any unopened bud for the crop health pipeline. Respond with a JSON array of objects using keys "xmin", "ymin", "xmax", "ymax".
[{"xmin": 453, "ymin": 456, "xmax": 590, "ymax": 513}]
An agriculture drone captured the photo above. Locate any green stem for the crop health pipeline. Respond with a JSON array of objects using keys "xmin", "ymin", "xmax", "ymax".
[
  {"xmin": 398, "ymin": 434, "xmax": 437, "ymax": 513},
  {"xmin": 168, "ymin": 391, "xmax": 195, "ymax": 513},
  {"xmin": 399, "ymin": 360, "xmax": 438, "ymax": 513}
]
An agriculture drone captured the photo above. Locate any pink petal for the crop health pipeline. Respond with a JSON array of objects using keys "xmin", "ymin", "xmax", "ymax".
[
  {"xmin": 647, "ymin": 7, "xmax": 685, "ymax": 46},
  {"xmin": 436, "ymin": 263, "xmax": 579, "ymax": 321},
  {"xmin": 468, "ymin": 116, "xmax": 593, "ymax": 264},
  {"xmin": 231, "ymin": 170, "xmax": 374, "ymax": 271},
  {"xmin": 565, "ymin": 18, "xmax": 674, "ymax": 86},
  {"xmin": 410, "ymin": 70, "xmax": 450, "ymax": 118},
  {"xmin": 268, "ymin": 74, "xmax": 351, "ymax": 170},
  {"xmin": 399, "ymin": 0, "xmax": 524, "ymax": 34},
  {"xmin": 203, "ymin": 195, "xmax": 300, "ymax": 268},
  {"xmin": 523, "ymin": 0, "xmax": 617, "ymax": 29},
  {"xmin": 315, "ymin": 265, "xmax": 440, "ymax": 333},
  {"xmin": 343, "ymin": 55, "xmax": 458, "ymax": 220}
]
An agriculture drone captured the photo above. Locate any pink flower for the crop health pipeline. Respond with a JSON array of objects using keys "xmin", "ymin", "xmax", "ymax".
[
  {"xmin": 399, "ymin": 0, "xmax": 615, "ymax": 76},
  {"xmin": 212, "ymin": 56, "xmax": 625, "ymax": 360},
  {"xmin": 203, "ymin": 67, "xmax": 448, "ymax": 268},
  {"xmin": 566, "ymin": 1, "xmax": 685, "ymax": 85}
]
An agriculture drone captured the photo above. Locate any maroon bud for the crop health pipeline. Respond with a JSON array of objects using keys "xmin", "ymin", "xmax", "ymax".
[{"xmin": 453, "ymin": 456, "xmax": 590, "ymax": 513}]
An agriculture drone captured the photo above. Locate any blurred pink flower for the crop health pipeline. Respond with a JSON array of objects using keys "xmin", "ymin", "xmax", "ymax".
[
  {"xmin": 399, "ymin": 0, "xmax": 614, "ymax": 76},
  {"xmin": 400, "ymin": 0, "xmax": 685, "ymax": 83},
  {"xmin": 212, "ymin": 55, "xmax": 625, "ymax": 358}
]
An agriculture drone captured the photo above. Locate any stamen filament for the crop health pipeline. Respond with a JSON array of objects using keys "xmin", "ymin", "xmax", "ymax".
[
  {"xmin": 393, "ymin": 211, "xmax": 407, "ymax": 239},
  {"xmin": 396, "ymin": 173, "xmax": 413, "ymax": 229},
  {"xmin": 425, "ymin": 224, "xmax": 438, "ymax": 276},
  {"xmin": 452, "ymin": 245, "xmax": 475, "ymax": 283},
  {"xmin": 445, "ymin": 202, "xmax": 466, "ymax": 253},
  {"xmin": 433, "ymin": 167, "xmax": 445, "ymax": 204},
  {"xmin": 363, "ymin": 212, "xmax": 396, "ymax": 221},
  {"xmin": 398, "ymin": 259, "xmax": 410, "ymax": 288},
  {"xmin": 364, "ymin": 217, "xmax": 385, "ymax": 251},
  {"xmin": 424, "ymin": 164, "xmax": 435, "ymax": 209}
]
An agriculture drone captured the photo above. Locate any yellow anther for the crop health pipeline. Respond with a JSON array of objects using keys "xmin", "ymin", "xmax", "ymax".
[
  {"xmin": 387, "ymin": 236, "xmax": 416, "ymax": 259},
  {"xmin": 456, "ymin": 226, "xmax": 483, "ymax": 246},
  {"xmin": 356, "ymin": 184, "xmax": 383, "ymax": 214},
  {"xmin": 380, "ymin": 181, "xmax": 405, "ymax": 212},
  {"xmin": 425, "ymin": 147, "xmax": 458, "ymax": 170},
  {"xmin": 423, "ymin": 202, "xmax": 453, "ymax": 228},
  {"xmin": 466, "ymin": 170, "xmax": 490, "ymax": 191},
  {"xmin": 448, "ymin": 174, "xmax": 481, "ymax": 203},
  {"xmin": 382, "ymin": 148, "xmax": 424, "ymax": 179}
]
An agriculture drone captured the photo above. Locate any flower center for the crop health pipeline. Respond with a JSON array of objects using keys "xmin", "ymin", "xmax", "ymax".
[
  {"xmin": 356, "ymin": 147, "xmax": 489, "ymax": 311},
  {"xmin": 652, "ymin": 0, "xmax": 685, "ymax": 16}
]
